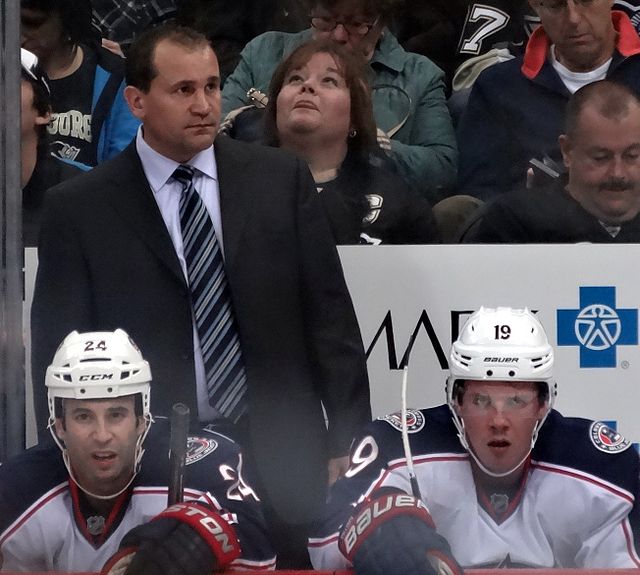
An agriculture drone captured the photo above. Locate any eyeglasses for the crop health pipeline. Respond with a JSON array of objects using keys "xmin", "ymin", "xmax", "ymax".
[
  {"xmin": 533, "ymin": 0, "xmax": 598, "ymax": 13},
  {"xmin": 21, "ymin": 48, "xmax": 50, "ymax": 95},
  {"xmin": 310, "ymin": 15, "xmax": 380, "ymax": 37}
]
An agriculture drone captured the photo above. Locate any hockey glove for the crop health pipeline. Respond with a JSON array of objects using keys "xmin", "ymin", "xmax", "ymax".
[
  {"xmin": 339, "ymin": 490, "xmax": 462, "ymax": 575},
  {"xmin": 100, "ymin": 502, "xmax": 240, "ymax": 575}
]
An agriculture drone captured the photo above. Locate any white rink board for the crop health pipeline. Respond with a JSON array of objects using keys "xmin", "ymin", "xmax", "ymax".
[
  {"xmin": 338, "ymin": 244, "xmax": 640, "ymax": 443},
  {"xmin": 25, "ymin": 245, "xmax": 640, "ymax": 445}
]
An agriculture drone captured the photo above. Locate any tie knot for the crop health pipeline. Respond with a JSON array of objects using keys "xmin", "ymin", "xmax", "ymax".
[{"xmin": 173, "ymin": 164, "xmax": 195, "ymax": 186}]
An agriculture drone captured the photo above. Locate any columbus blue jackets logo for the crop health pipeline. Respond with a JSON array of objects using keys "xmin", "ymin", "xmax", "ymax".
[
  {"xmin": 381, "ymin": 410, "xmax": 425, "ymax": 433},
  {"xmin": 589, "ymin": 421, "xmax": 631, "ymax": 453},
  {"xmin": 185, "ymin": 436, "xmax": 218, "ymax": 465}
]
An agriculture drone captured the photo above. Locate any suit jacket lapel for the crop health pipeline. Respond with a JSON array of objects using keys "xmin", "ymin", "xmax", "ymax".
[
  {"xmin": 104, "ymin": 143, "xmax": 186, "ymax": 285},
  {"xmin": 215, "ymin": 136, "xmax": 254, "ymax": 275}
]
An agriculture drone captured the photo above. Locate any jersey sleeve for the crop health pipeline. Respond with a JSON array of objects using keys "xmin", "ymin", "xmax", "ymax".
[
  {"xmin": 308, "ymin": 418, "xmax": 418, "ymax": 569},
  {"xmin": 181, "ymin": 432, "xmax": 277, "ymax": 570}
]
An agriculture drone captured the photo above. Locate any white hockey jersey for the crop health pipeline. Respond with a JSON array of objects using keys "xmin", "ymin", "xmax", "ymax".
[
  {"xmin": 309, "ymin": 406, "xmax": 640, "ymax": 570},
  {"xmin": 0, "ymin": 420, "xmax": 276, "ymax": 572}
]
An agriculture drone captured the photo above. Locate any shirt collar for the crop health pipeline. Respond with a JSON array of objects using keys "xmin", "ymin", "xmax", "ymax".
[
  {"xmin": 369, "ymin": 29, "xmax": 405, "ymax": 73},
  {"xmin": 135, "ymin": 126, "xmax": 218, "ymax": 193}
]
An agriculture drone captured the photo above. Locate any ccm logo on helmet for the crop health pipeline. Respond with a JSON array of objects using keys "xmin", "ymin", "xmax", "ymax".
[
  {"xmin": 164, "ymin": 503, "xmax": 235, "ymax": 553},
  {"xmin": 78, "ymin": 374, "xmax": 114, "ymax": 381},
  {"xmin": 342, "ymin": 494, "xmax": 428, "ymax": 555},
  {"xmin": 483, "ymin": 357, "xmax": 519, "ymax": 363}
]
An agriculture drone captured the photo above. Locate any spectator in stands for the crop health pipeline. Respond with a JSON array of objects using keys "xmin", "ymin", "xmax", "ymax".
[
  {"xmin": 177, "ymin": 0, "xmax": 308, "ymax": 83},
  {"xmin": 457, "ymin": 0, "xmax": 640, "ymax": 201},
  {"xmin": 464, "ymin": 80, "xmax": 640, "ymax": 242},
  {"xmin": 390, "ymin": 0, "xmax": 532, "ymax": 93},
  {"xmin": 21, "ymin": 48, "xmax": 81, "ymax": 246},
  {"xmin": 222, "ymin": 0, "xmax": 457, "ymax": 203},
  {"xmin": 92, "ymin": 0, "xmax": 178, "ymax": 55},
  {"xmin": 264, "ymin": 39, "xmax": 440, "ymax": 244},
  {"xmin": 21, "ymin": 0, "xmax": 139, "ymax": 171}
]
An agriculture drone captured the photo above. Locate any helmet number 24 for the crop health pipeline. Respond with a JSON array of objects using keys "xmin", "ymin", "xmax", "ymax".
[{"xmin": 84, "ymin": 339, "xmax": 107, "ymax": 351}]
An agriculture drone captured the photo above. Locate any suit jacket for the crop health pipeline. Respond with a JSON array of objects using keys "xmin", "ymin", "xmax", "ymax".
[{"xmin": 31, "ymin": 135, "xmax": 371, "ymax": 523}]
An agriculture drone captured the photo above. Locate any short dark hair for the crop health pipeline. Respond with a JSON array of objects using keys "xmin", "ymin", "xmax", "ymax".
[
  {"xmin": 126, "ymin": 23, "xmax": 211, "ymax": 92},
  {"xmin": 263, "ymin": 38, "xmax": 378, "ymax": 159},
  {"xmin": 21, "ymin": 0, "xmax": 96, "ymax": 47},
  {"xmin": 304, "ymin": 0, "xmax": 401, "ymax": 21},
  {"xmin": 54, "ymin": 394, "xmax": 145, "ymax": 423},
  {"xmin": 565, "ymin": 80, "xmax": 640, "ymax": 139}
]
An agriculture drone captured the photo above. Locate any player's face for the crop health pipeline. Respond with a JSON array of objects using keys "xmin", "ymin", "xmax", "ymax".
[
  {"xmin": 54, "ymin": 396, "xmax": 145, "ymax": 497},
  {"xmin": 529, "ymin": 0, "xmax": 616, "ymax": 72},
  {"xmin": 560, "ymin": 103, "xmax": 640, "ymax": 224},
  {"xmin": 457, "ymin": 381, "xmax": 547, "ymax": 477},
  {"xmin": 124, "ymin": 39, "xmax": 221, "ymax": 163},
  {"xmin": 276, "ymin": 52, "xmax": 352, "ymax": 151},
  {"xmin": 310, "ymin": 0, "xmax": 383, "ymax": 61}
]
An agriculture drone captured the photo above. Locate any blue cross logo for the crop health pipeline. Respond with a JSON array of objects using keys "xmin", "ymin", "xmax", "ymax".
[{"xmin": 557, "ymin": 287, "xmax": 638, "ymax": 368}]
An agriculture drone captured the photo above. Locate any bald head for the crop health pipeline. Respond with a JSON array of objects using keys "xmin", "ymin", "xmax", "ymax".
[
  {"xmin": 559, "ymin": 80, "xmax": 640, "ymax": 225},
  {"xmin": 565, "ymin": 80, "xmax": 640, "ymax": 139}
]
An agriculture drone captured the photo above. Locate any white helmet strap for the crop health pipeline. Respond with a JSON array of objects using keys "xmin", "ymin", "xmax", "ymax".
[
  {"xmin": 451, "ymin": 384, "xmax": 555, "ymax": 479},
  {"xmin": 50, "ymin": 413, "xmax": 152, "ymax": 500}
]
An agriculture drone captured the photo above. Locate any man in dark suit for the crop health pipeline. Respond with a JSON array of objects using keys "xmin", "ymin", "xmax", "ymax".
[{"xmin": 31, "ymin": 23, "xmax": 370, "ymax": 567}]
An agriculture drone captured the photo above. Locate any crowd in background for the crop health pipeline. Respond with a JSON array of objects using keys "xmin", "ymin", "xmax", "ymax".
[
  {"xmin": 11, "ymin": 0, "xmax": 640, "ymax": 572},
  {"xmin": 21, "ymin": 0, "xmax": 640, "ymax": 248}
]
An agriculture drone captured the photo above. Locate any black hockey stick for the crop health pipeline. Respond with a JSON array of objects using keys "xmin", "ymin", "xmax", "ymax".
[{"xmin": 168, "ymin": 403, "xmax": 190, "ymax": 506}]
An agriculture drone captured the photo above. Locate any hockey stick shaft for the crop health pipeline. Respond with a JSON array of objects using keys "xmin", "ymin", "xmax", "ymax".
[{"xmin": 168, "ymin": 402, "xmax": 190, "ymax": 506}]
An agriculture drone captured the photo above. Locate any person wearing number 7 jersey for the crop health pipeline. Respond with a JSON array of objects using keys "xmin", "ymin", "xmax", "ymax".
[
  {"xmin": 0, "ymin": 329, "xmax": 275, "ymax": 573},
  {"xmin": 309, "ymin": 306, "xmax": 640, "ymax": 573}
]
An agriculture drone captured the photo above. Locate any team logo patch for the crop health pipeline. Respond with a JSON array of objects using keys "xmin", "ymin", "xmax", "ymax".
[
  {"xmin": 185, "ymin": 436, "xmax": 218, "ymax": 465},
  {"xmin": 589, "ymin": 421, "xmax": 631, "ymax": 453},
  {"xmin": 381, "ymin": 410, "xmax": 425, "ymax": 433}
]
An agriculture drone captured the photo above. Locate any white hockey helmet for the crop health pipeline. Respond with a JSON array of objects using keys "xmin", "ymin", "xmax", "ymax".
[
  {"xmin": 446, "ymin": 307, "xmax": 556, "ymax": 477},
  {"xmin": 46, "ymin": 328, "xmax": 152, "ymax": 425},
  {"xmin": 46, "ymin": 329, "xmax": 153, "ymax": 499}
]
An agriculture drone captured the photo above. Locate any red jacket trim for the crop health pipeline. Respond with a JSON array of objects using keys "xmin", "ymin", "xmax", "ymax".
[{"xmin": 521, "ymin": 10, "xmax": 640, "ymax": 79}]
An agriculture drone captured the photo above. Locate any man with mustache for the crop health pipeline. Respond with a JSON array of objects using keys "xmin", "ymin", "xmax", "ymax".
[
  {"xmin": 457, "ymin": 0, "xmax": 640, "ymax": 201},
  {"xmin": 463, "ymin": 79, "xmax": 640, "ymax": 242}
]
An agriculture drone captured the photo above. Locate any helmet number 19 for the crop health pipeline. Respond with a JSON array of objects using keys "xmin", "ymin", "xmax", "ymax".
[{"xmin": 493, "ymin": 325, "xmax": 511, "ymax": 340}]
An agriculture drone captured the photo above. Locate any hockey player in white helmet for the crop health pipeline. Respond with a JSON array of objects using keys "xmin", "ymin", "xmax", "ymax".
[
  {"xmin": 446, "ymin": 306, "xmax": 555, "ymax": 480},
  {"xmin": 0, "ymin": 329, "xmax": 275, "ymax": 573},
  {"xmin": 45, "ymin": 329, "xmax": 153, "ymax": 501},
  {"xmin": 308, "ymin": 306, "xmax": 640, "ymax": 573}
]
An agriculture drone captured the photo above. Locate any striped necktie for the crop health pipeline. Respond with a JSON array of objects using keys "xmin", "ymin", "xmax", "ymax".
[{"xmin": 173, "ymin": 164, "xmax": 247, "ymax": 422}]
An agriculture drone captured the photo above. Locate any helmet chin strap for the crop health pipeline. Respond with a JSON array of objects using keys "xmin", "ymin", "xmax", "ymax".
[
  {"xmin": 457, "ymin": 406, "xmax": 551, "ymax": 479},
  {"xmin": 49, "ymin": 416, "xmax": 152, "ymax": 501},
  {"xmin": 62, "ymin": 446, "xmax": 143, "ymax": 500}
]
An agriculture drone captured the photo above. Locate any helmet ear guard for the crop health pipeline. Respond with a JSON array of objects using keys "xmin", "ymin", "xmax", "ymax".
[{"xmin": 446, "ymin": 307, "xmax": 557, "ymax": 477}]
